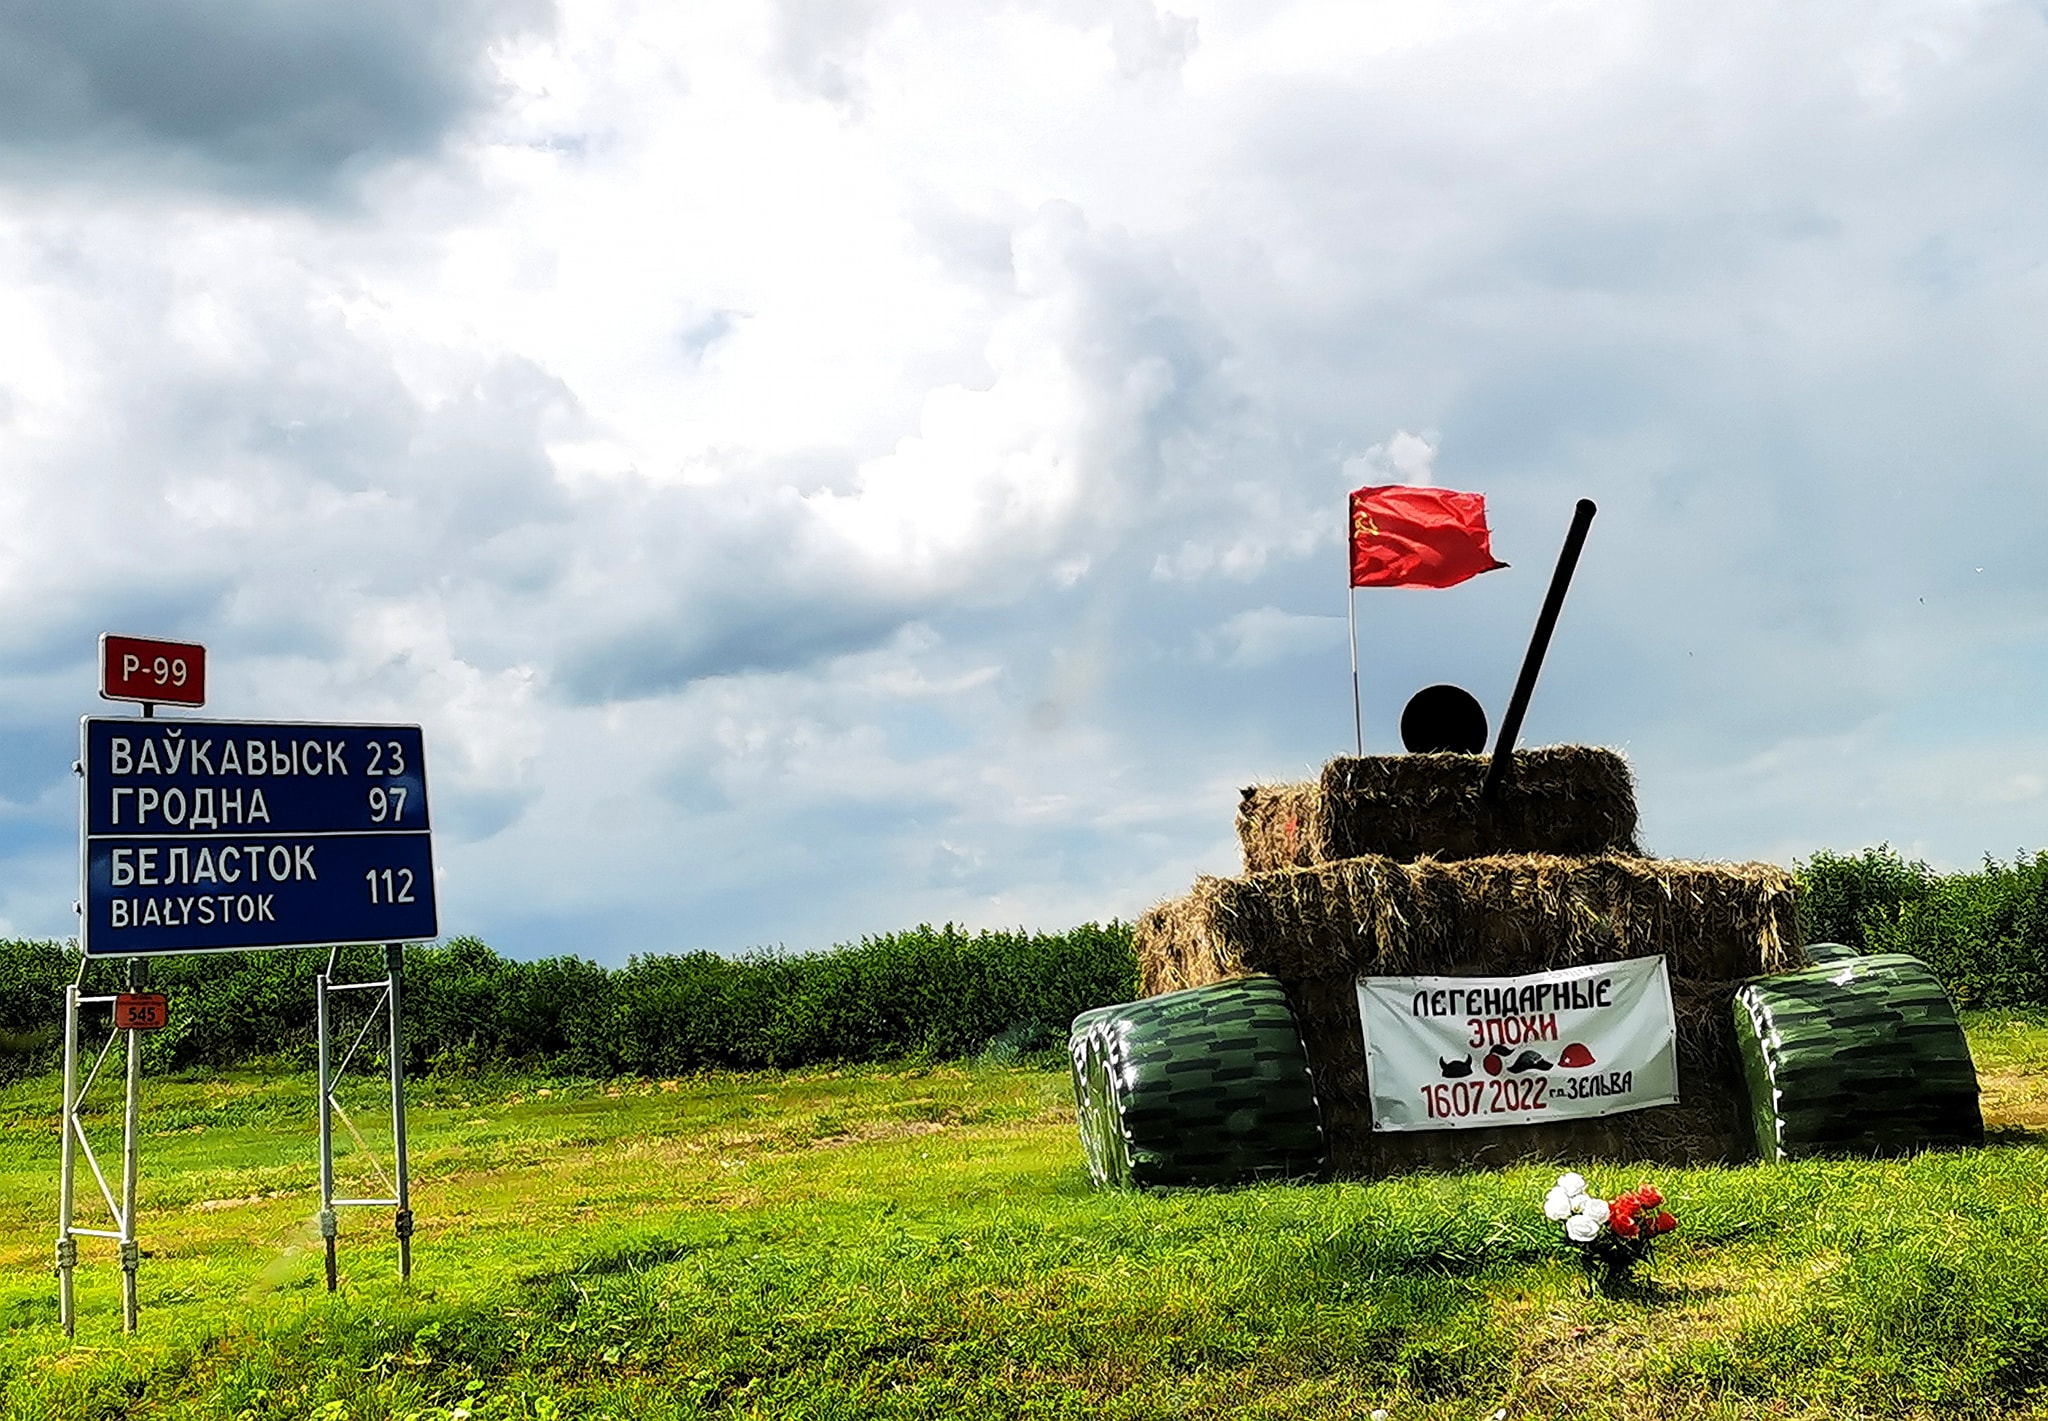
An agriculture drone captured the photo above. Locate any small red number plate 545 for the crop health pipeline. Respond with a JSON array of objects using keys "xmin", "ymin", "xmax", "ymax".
[{"xmin": 114, "ymin": 993, "xmax": 169, "ymax": 1031}]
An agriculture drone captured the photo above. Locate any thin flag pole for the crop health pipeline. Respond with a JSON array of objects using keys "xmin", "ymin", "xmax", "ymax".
[{"xmin": 1346, "ymin": 583, "xmax": 1362, "ymax": 757}]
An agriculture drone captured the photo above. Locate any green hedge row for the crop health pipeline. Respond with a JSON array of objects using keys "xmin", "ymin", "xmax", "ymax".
[
  {"xmin": 4, "ymin": 844, "xmax": 2041, "ymax": 1083},
  {"xmin": 0, "ymin": 923, "xmax": 1140, "ymax": 1082},
  {"xmin": 1795, "ymin": 846, "xmax": 2048, "ymax": 1008}
]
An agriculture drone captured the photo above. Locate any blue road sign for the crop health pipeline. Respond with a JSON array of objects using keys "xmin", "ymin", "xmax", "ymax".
[{"xmin": 80, "ymin": 718, "xmax": 438, "ymax": 955}]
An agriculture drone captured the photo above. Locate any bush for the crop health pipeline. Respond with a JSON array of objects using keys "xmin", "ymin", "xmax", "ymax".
[
  {"xmin": 1795, "ymin": 847, "xmax": 2048, "ymax": 1008},
  {"xmin": 16, "ymin": 840, "xmax": 2048, "ymax": 1081},
  {"xmin": 600, "ymin": 923, "xmax": 1138, "ymax": 1074},
  {"xmin": 1886, "ymin": 854, "xmax": 2048, "ymax": 1009},
  {"xmin": 0, "ymin": 923, "xmax": 1139, "ymax": 1079},
  {"xmin": 1793, "ymin": 845, "xmax": 1935, "ymax": 951},
  {"xmin": 0, "ymin": 938, "xmax": 74, "ymax": 1083}
]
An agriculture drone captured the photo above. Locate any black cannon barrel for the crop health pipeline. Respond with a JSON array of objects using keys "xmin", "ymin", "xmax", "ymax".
[{"xmin": 1483, "ymin": 499, "xmax": 1596, "ymax": 803}]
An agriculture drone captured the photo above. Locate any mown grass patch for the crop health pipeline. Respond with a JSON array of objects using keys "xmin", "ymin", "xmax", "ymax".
[
  {"xmin": 1967, "ymin": 1011, "xmax": 2048, "ymax": 1137},
  {"xmin": 1, "ymin": 1015, "xmax": 2045, "ymax": 1419}
]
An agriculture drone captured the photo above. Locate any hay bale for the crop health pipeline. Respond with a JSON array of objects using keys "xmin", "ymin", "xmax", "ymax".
[
  {"xmin": 1134, "ymin": 853, "xmax": 1800, "ymax": 1175},
  {"xmin": 1237, "ymin": 747, "xmax": 1640, "ymax": 873}
]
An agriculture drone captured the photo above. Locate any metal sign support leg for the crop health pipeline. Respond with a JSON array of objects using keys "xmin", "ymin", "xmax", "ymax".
[
  {"xmin": 316, "ymin": 964, "xmax": 337, "ymax": 1291},
  {"xmin": 56, "ymin": 957, "xmax": 146, "ymax": 1337},
  {"xmin": 316, "ymin": 945, "xmax": 413, "ymax": 1291},
  {"xmin": 120, "ymin": 958, "xmax": 145, "ymax": 1333},
  {"xmin": 56, "ymin": 982, "xmax": 79, "ymax": 1337},
  {"xmin": 386, "ymin": 944, "xmax": 413, "ymax": 1279}
]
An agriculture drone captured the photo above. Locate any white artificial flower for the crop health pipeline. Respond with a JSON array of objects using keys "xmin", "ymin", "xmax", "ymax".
[
  {"xmin": 1542, "ymin": 1187, "xmax": 1574, "ymax": 1221},
  {"xmin": 1565, "ymin": 1213, "xmax": 1601, "ymax": 1243},
  {"xmin": 1581, "ymin": 1196, "xmax": 1611, "ymax": 1225},
  {"xmin": 1371, "ymin": 1411, "xmax": 1389, "ymax": 1421},
  {"xmin": 1556, "ymin": 1172, "xmax": 1587, "ymax": 1195}
]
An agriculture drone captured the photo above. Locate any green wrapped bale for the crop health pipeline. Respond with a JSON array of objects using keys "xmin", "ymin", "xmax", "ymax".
[
  {"xmin": 1067, "ymin": 976, "xmax": 1326, "ymax": 1189},
  {"xmin": 1732, "ymin": 947, "xmax": 1983, "ymax": 1162},
  {"xmin": 1067, "ymin": 1004, "xmax": 1132, "ymax": 1187}
]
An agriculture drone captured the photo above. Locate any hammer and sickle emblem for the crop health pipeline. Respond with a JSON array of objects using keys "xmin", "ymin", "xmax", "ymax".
[{"xmin": 1353, "ymin": 508, "xmax": 1380, "ymax": 539}]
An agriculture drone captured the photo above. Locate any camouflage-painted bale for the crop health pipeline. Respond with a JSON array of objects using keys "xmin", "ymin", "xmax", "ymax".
[
  {"xmin": 1733, "ymin": 947, "xmax": 1982, "ymax": 1161},
  {"xmin": 1237, "ymin": 747, "xmax": 1640, "ymax": 873},
  {"xmin": 1067, "ymin": 976, "xmax": 1325, "ymax": 1189},
  {"xmin": 1066, "ymin": 1004, "xmax": 1129, "ymax": 1187}
]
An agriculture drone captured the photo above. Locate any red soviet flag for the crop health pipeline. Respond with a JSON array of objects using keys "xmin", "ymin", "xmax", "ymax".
[{"xmin": 1349, "ymin": 485, "xmax": 1507, "ymax": 589}]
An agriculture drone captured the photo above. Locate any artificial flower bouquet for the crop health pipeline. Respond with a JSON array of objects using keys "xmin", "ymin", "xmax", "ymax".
[{"xmin": 1542, "ymin": 1172, "xmax": 1677, "ymax": 1288}]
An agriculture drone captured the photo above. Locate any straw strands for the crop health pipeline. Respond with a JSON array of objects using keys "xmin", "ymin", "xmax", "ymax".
[
  {"xmin": 1138, "ymin": 854, "xmax": 1796, "ymax": 991},
  {"xmin": 1237, "ymin": 747, "xmax": 1641, "ymax": 873},
  {"xmin": 1134, "ymin": 852, "xmax": 1801, "ymax": 1175}
]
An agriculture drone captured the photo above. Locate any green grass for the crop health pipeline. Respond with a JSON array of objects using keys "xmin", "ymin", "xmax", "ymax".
[{"xmin": 4, "ymin": 1017, "xmax": 2048, "ymax": 1419}]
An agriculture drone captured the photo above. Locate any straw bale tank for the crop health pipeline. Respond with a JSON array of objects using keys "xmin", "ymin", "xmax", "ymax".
[{"xmin": 1071, "ymin": 749, "xmax": 1982, "ymax": 1186}]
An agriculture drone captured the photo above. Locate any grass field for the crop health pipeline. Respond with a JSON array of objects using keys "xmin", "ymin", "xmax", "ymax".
[{"xmin": 2, "ymin": 1012, "xmax": 2046, "ymax": 1420}]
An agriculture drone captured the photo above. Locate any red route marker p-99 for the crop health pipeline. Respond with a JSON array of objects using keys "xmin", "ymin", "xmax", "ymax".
[{"xmin": 100, "ymin": 634, "xmax": 206, "ymax": 708}]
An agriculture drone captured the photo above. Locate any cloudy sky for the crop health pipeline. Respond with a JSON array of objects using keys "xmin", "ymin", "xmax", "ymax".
[{"xmin": 3, "ymin": 0, "xmax": 2045, "ymax": 962}]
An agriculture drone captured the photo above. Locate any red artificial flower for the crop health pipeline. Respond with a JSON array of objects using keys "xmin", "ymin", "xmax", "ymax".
[
  {"xmin": 1611, "ymin": 1211, "xmax": 1639, "ymax": 1239},
  {"xmin": 1637, "ymin": 1185, "xmax": 1663, "ymax": 1208},
  {"xmin": 1655, "ymin": 1211, "xmax": 1677, "ymax": 1234}
]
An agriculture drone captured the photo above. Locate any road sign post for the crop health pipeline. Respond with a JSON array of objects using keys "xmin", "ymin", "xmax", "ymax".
[
  {"xmin": 315, "ymin": 944, "xmax": 414, "ymax": 1291},
  {"xmin": 56, "ymin": 982, "xmax": 78, "ymax": 1335},
  {"xmin": 54, "ymin": 959, "xmax": 150, "ymax": 1338},
  {"xmin": 388, "ymin": 943, "xmax": 412, "ymax": 1281},
  {"xmin": 316, "ymin": 964, "xmax": 335, "ymax": 1291},
  {"xmin": 68, "ymin": 713, "xmax": 437, "ymax": 1329},
  {"xmin": 120, "ymin": 959, "xmax": 144, "ymax": 1334}
]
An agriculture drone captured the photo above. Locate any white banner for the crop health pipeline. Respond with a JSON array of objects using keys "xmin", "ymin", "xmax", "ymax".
[{"xmin": 1358, "ymin": 957, "xmax": 1679, "ymax": 1132}]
